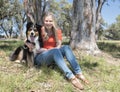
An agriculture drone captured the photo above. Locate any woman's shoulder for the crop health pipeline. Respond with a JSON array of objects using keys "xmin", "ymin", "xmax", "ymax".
[
  {"xmin": 56, "ymin": 29, "xmax": 62, "ymax": 34},
  {"xmin": 56, "ymin": 28, "xmax": 62, "ymax": 32}
]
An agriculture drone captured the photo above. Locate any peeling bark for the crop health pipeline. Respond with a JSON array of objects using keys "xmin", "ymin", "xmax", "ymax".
[
  {"xmin": 23, "ymin": 0, "xmax": 46, "ymax": 24},
  {"xmin": 70, "ymin": 0, "xmax": 102, "ymax": 55}
]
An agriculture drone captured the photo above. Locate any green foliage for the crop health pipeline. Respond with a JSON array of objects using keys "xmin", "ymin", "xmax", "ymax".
[
  {"xmin": 105, "ymin": 15, "xmax": 120, "ymax": 40},
  {"xmin": 0, "ymin": 0, "xmax": 23, "ymax": 20},
  {"xmin": 48, "ymin": 0, "xmax": 72, "ymax": 37},
  {"xmin": 0, "ymin": 0, "xmax": 24, "ymax": 38}
]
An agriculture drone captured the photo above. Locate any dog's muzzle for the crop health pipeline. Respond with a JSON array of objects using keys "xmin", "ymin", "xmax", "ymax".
[{"xmin": 30, "ymin": 32, "xmax": 35, "ymax": 36}]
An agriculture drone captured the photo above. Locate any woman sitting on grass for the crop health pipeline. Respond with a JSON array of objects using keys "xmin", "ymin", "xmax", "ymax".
[{"xmin": 27, "ymin": 12, "xmax": 89, "ymax": 90}]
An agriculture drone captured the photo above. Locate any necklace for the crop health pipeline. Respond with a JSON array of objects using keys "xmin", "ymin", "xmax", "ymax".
[{"xmin": 46, "ymin": 30, "xmax": 53, "ymax": 36}]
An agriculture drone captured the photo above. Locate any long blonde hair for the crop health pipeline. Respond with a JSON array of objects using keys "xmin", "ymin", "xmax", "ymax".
[{"xmin": 43, "ymin": 12, "xmax": 59, "ymax": 46}]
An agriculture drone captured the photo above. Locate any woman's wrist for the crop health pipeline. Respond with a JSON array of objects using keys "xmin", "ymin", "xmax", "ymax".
[
  {"xmin": 56, "ymin": 40, "xmax": 62, "ymax": 47},
  {"xmin": 41, "ymin": 26, "xmax": 49, "ymax": 41},
  {"xmin": 37, "ymin": 48, "xmax": 47, "ymax": 53}
]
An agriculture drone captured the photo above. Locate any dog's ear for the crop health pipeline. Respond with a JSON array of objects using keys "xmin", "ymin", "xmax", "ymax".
[
  {"xmin": 35, "ymin": 24, "xmax": 42, "ymax": 37},
  {"xmin": 26, "ymin": 22, "xmax": 33, "ymax": 30},
  {"xmin": 26, "ymin": 22, "xmax": 33, "ymax": 38},
  {"xmin": 35, "ymin": 24, "xmax": 43, "ymax": 47},
  {"xmin": 35, "ymin": 24, "xmax": 42, "ymax": 31}
]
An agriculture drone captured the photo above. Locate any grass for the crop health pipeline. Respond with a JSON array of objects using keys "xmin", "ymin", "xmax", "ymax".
[
  {"xmin": 0, "ymin": 39, "xmax": 120, "ymax": 92},
  {"xmin": 97, "ymin": 40, "xmax": 120, "ymax": 58}
]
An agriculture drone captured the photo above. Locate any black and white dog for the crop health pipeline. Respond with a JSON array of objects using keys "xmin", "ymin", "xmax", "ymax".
[{"xmin": 9, "ymin": 22, "xmax": 43, "ymax": 67}]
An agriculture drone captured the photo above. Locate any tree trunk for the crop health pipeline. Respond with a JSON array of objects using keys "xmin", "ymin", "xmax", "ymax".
[
  {"xmin": 19, "ymin": 24, "xmax": 24, "ymax": 39},
  {"xmin": 70, "ymin": 0, "xmax": 101, "ymax": 55},
  {"xmin": 1, "ymin": 25, "xmax": 9, "ymax": 38},
  {"xmin": 95, "ymin": 0, "xmax": 106, "ymax": 39},
  {"xmin": 23, "ymin": 0, "xmax": 47, "ymax": 25},
  {"xmin": 32, "ymin": 0, "xmax": 43, "ymax": 24}
]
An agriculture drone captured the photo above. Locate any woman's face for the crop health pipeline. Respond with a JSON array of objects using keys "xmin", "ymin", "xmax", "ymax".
[{"xmin": 44, "ymin": 15, "xmax": 54, "ymax": 30}]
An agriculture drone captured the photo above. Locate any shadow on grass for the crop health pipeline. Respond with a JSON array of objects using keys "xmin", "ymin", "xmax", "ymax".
[
  {"xmin": 0, "ymin": 40, "xmax": 18, "ymax": 44},
  {"xmin": 82, "ymin": 62, "xmax": 99, "ymax": 69},
  {"xmin": 97, "ymin": 42, "xmax": 120, "ymax": 58},
  {"xmin": 0, "ymin": 40, "xmax": 23, "ymax": 51},
  {"xmin": 0, "ymin": 45, "xmax": 14, "ymax": 51},
  {"xmin": 62, "ymin": 41, "xmax": 69, "ymax": 45}
]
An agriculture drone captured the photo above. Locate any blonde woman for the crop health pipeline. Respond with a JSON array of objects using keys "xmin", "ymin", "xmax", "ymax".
[{"xmin": 33, "ymin": 12, "xmax": 89, "ymax": 90}]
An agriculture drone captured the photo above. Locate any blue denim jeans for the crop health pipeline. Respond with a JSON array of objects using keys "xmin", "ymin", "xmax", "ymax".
[{"xmin": 34, "ymin": 45, "xmax": 82, "ymax": 79}]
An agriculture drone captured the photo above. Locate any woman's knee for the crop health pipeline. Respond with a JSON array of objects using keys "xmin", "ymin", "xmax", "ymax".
[
  {"xmin": 52, "ymin": 48, "xmax": 60, "ymax": 53},
  {"xmin": 62, "ymin": 45, "xmax": 71, "ymax": 50},
  {"xmin": 52, "ymin": 49, "xmax": 64, "ymax": 58}
]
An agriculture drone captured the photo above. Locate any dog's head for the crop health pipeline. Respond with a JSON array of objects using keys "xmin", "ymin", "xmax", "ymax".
[{"xmin": 26, "ymin": 22, "xmax": 42, "ymax": 42}]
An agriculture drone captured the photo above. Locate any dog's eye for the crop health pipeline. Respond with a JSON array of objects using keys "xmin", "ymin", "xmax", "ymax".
[
  {"xmin": 28, "ymin": 28, "xmax": 32, "ymax": 31},
  {"xmin": 34, "ymin": 28, "xmax": 37, "ymax": 32}
]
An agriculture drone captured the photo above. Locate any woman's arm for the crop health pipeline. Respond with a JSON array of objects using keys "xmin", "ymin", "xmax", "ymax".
[
  {"xmin": 56, "ymin": 40, "xmax": 62, "ymax": 48},
  {"xmin": 56, "ymin": 29, "xmax": 62, "ymax": 48},
  {"xmin": 24, "ymin": 39, "xmax": 47, "ymax": 53},
  {"xmin": 24, "ymin": 41, "xmax": 35, "ymax": 52},
  {"xmin": 36, "ymin": 48, "xmax": 47, "ymax": 53},
  {"xmin": 41, "ymin": 26, "xmax": 49, "ymax": 41}
]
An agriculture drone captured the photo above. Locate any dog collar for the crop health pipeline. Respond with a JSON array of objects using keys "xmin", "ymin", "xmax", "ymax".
[{"xmin": 26, "ymin": 40, "xmax": 35, "ymax": 45}]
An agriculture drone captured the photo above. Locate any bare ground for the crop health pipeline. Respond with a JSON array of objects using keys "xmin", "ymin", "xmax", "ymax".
[
  {"xmin": 100, "ymin": 52, "xmax": 120, "ymax": 66},
  {"xmin": 73, "ymin": 50, "xmax": 120, "ymax": 66}
]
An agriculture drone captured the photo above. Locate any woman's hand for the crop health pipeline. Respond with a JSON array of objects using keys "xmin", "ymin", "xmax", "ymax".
[
  {"xmin": 25, "ymin": 42, "xmax": 35, "ymax": 52},
  {"xmin": 41, "ymin": 26, "xmax": 49, "ymax": 41},
  {"xmin": 36, "ymin": 48, "xmax": 47, "ymax": 53}
]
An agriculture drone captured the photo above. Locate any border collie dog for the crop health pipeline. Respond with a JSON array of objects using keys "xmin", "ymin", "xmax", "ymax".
[{"xmin": 9, "ymin": 22, "xmax": 43, "ymax": 67}]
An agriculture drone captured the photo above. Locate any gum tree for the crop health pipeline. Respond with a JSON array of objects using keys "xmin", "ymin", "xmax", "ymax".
[
  {"xmin": 70, "ymin": 0, "xmax": 106, "ymax": 54},
  {"xmin": 23, "ymin": 0, "xmax": 48, "ymax": 24}
]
